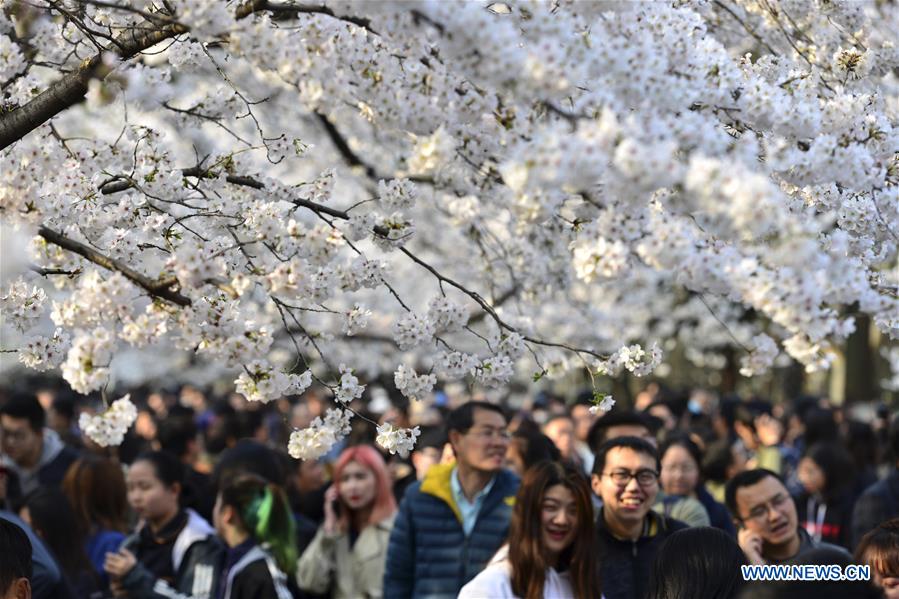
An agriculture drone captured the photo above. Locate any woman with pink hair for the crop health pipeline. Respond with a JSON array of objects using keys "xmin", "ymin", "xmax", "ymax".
[{"xmin": 296, "ymin": 445, "xmax": 397, "ymax": 598}]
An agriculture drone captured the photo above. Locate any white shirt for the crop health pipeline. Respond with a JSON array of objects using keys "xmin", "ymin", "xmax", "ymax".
[{"xmin": 457, "ymin": 546, "xmax": 575, "ymax": 599}]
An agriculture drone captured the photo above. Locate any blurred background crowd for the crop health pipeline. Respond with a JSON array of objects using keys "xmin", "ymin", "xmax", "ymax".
[{"xmin": 0, "ymin": 372, "xmax": 897, "ymax": 598}]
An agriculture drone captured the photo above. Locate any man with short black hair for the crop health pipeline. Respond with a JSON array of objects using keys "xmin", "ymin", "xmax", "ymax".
[
  {"xmin": 587, "ymin": 411, "xmax": 657, "ymax": 453},
  {"xmin": 155, "ymin": 406, "xmax": 214, "ymax": 521},
  {"xmin": 725, "ymin": 469, "xmax": 849, "ymax": 565},
  {"xmin": 384, "ymin": 401, "xmax": 519, "ymax": 598},
  {"xmin": 592, "ymin": 436, "xmax": 687, "ymax": 599},
  {"xmin": 851, "ymin": 415, "xmax": 899, "ymax": 548},
  {"xmin": 0, "ymin": 510, "xmax": 74, "ymax": 599},
  {"xmin": 0, "ymin": 517, "xmax": 31, "ymax": 599},
  {"xmin": 0, "ymin": 393, "xmax": 79, "ymax": 502},
  {"xmin": 542, "ymin": 413, "xmax": 579, "ymax": 466}
]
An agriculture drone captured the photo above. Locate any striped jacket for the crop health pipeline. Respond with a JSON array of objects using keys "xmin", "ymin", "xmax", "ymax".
[{"xmin": 383, "ymin": 463, "xmax": 519, "ymax": 599}]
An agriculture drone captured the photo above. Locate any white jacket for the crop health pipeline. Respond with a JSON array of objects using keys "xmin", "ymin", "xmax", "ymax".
[{"xmin": 457, "ymin": 546, "xmax": 575, "ymax": 599}]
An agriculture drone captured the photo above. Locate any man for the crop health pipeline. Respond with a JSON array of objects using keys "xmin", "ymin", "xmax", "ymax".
[
  {"xmin": 725, "ymin": 469, "xmax": 849, "ymax": 564},
  {"xmin": 0, "ymin": 511, "xmax": 74, "ymax": 599},
  {"xmin": 393, "ymin": 426, "xmax": 447, "ymax": 501},
  {"xmin": 587, "ymin": 410, "xmax": 657, "ymax": 454},
  {"xmin": 542, "ymin": 414, "xmax": 580, "ymax": 466},
  {"xmin": 0, "ymin": 518, "xmax": 30, "ymax": 599},
  {"xmin": 384, "ymin": 401, "xmax": 519, "ymax": 598},
  {"xmin": 592, "ymin": 436, "xmax": 687, "ymax": 599},
  {"xmin": 154, "ymin": 405, "xmax": 214, "ymax": 521},
  {"xmin": 590, "ymin": 412, "xmax": 708, "ymax": 527},
  {"xmin": 852, "ymin": 415, "xmax": 899, "ymax": 548},
  {"xmin": 0, "ymin": 393, "xmax": 79, "ymax": 502},
  {"xmin": 570, "ymin": 395, "xmax": 598, "ymax": 473}
]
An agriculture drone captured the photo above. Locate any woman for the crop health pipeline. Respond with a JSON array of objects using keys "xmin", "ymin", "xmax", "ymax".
[
  {"xmin": 104, "ymin": 450, "xmax": 223, "ymax": 598},
  {"xmin": 20, "ymin": 487, "xmax": 103, "ymax": 598},
  {"xmin": 795, "ymin": 442, "xmax": 855, "ymax": 548},
  {"xmin": 213, "ymin": 474, "xmax": 297, "ymax": 599},
  {"xmin": 854, "ymin": 517, "xmax": 899, "ymax": 599},
  {"xmin": 297, "ymin": 445, "xmax": 397, "ymax": 598},
  {"xmin": 62, "ymin": 455, "xmax": 129, "ymax": 587},
  {"xmin": 458, "ymin": 461, "xmax": 600, "ymax": 599},
  {"xmin": 659, "ymin": 435, "xmax": 735, "ymax": 535},
  {"xmin": 645, "ymin": 527, "xmax": 746, "ymax": 599}
]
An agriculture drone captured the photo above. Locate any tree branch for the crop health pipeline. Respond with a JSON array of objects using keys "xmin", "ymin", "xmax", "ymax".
[
  {"xmin": 314, "ymin": 112, "xmax": 378, "ymax": 179},
  {"xmin": 0, "ymin": 0, "xmax": 276, "ymax": 150},
  {"xmin": 37, "ymin": 226, "xmax": 191, "ymax": 306},
  {"xmin": 0, "ymin": 22, "xmax": 187, "ymax": 150}
]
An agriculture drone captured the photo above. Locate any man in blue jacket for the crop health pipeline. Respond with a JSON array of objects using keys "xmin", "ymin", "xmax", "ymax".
[
  {"xmin": 0, "ymin": 511, "xmax": 74, "ymax": 599},
  {"xmin": 383, "ymin": 401, "xmax": 519, "ymax": 598}
]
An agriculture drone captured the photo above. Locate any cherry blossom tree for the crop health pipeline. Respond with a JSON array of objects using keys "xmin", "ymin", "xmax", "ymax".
[{"xmin": 0, "ymin": 0, "xmax": 897, "ymax": 455}]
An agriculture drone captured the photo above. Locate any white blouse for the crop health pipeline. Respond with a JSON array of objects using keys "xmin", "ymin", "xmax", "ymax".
[{"xmin": 457, "ymin": 546, "xmax": 577, "ymax": 599}]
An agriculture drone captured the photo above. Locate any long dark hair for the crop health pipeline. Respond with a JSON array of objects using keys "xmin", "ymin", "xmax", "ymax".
[
  {"xmin": 802, "ymin": 442, "xmax": 854, "ymax": 501},
  {"xmin": 63, "ymin": 455, "xmax": 129, "ymax": 534},
  {"xmin": 646, "ymin": 527, "xmax": 746, "ymax": 599},
  {"xmin": 508, "ymin": 461, "xmax": 600, "ymax": 599},
  {"xmin": 21, "ymin": 487, "xmax": 97, "ymax": 588}
]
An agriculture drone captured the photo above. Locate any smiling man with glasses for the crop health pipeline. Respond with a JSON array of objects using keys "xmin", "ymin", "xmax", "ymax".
[
  {"xmin": 384, "ymin": 401, "xmax": 519, "ymax": 598},
  {"xmin": 591, "ymin": 436, "xmax": 687, "ymax": 599},
  {"xmin": 725, "ymin": 469, "xmax": 849, "ymax": 565}
]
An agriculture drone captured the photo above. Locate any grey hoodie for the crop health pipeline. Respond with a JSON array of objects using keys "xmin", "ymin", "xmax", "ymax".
[{"xmin": 2, "ymin": 428, "xmax": 68, "ymax": 496}]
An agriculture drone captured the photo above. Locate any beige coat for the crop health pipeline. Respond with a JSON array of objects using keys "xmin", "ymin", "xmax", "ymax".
[{"xmin": 296, "ymin": 514, "xmax": 396, "ymax": 599}]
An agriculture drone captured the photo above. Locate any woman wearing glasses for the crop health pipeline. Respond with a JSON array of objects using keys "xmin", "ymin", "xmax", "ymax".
[
  {"xmin": 459, "ymin": 461, "xmax": 601, "ymax": 599},
  {"xmin": 658, "ymin": 434, "xmax": 735, "ymax": 535}
]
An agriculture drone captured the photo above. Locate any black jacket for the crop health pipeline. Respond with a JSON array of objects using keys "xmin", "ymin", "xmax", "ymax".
[
  {"xmin": 220, "ymin": 545, "xmax": 293, "ymax": 599},
  {"xmin": 120, "ymin": 509, "xmax": 224, "ymax": 598},
  {"xmin": 851, "ymin": 468, "xmax": 899, "ymax": 549},
  {"xmin": 594, "ymin": 508, "xmax": 687, "ymax": 599},
  {"xmin": 795, "ymin": 490, "xmax": 854, "ymax": 550}
]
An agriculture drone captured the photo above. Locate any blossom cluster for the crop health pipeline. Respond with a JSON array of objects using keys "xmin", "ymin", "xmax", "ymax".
[
  {"xmin": 0, "ymin": 279, "xmax": 47, "ymax": 333},
  {"xmin": 335, "ymin": 364, "xmax": 365, "ymax": 403},
  {"xmin": 234, "ymin": 361, "xmax": 313, "ymax": 403},
  {"xmin": 0, "ymin": 0, "xmax": 896, "ymax": 457},
  {"xmin": 595, "ymin": 343, "xmax": 664, "ymax": 378},
  {"xmin": 287, "ymin": 408, "xmax": 353, "ymax": 460},
  {"xmin": 394, "ymin": 364, "xmax": 437, "ymax": 401},
  {"xmin": 78, "ymin": 395, "xmax": 138, "ymax": 447},
  {"xmin": 376, "ymin": 423, "xmax": 421, "ymax": 458}
]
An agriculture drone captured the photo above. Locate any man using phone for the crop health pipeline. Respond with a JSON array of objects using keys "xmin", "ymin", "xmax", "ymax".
[{"xmin": 726, "ymin": 469, "xmax": 849, "ymax": 564}]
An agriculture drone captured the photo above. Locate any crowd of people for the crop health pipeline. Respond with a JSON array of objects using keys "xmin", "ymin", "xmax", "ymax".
[{"xmin": 0, "ymin": 376, "xmax": 897, "ymax": 599}]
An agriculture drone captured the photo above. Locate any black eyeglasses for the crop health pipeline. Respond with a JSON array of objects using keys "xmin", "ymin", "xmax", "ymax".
[
  {"xmin": 741, "ymin": 493, "xmax": 790, "ymax": 522},
  {"xmin": 603, "ymin": 468, "xmax": 659, "ymax": 487}
]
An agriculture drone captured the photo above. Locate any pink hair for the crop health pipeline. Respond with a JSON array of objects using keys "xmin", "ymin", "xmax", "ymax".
[{"xmin": 333, "ymin": 445, "xmax": 397, "ymax": 529}]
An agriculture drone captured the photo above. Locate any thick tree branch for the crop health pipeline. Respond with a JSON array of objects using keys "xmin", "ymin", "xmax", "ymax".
[
  {"xmin": 264, "ymin": 2, "xmax": 375, "ymax": 32},
  {"xmin": 314, "ymin": 112, "xmax": 378, "ymax": 179},
  {"xmin": 0, "ymin": 22, "xmax": 187, "ymax": 150},
  {"xmin": 37, "ymin": 226, "xmax": 191, "ymax": 306},
  {"xmin": 0, "ymin": 0, "xmax": 278, "ymax": 151}
]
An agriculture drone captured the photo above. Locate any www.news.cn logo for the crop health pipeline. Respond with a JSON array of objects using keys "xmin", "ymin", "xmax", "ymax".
[{"xmin": 742, "ymin": 564, "xmax": 871, "ymax": 582}]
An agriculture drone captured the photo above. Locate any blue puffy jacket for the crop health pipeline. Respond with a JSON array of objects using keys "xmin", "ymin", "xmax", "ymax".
[{"xmin": 383, "ymin": 463, "xmax": 519, "ymax": 599}]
